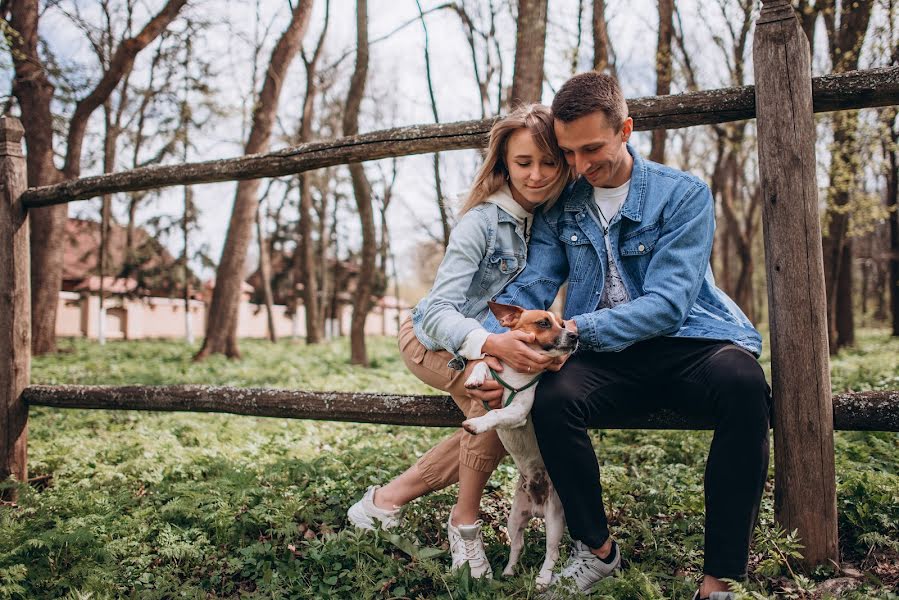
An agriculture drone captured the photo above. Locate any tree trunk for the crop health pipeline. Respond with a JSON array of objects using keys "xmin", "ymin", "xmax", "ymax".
[
  {"xmin": 824, "ymin": 112, "xmax": 858, "ymax": 354},
  {"xmin": 416, "ymin": 0, "xmax": 450, "ymax": 247},
  {"xmin": 9, "ymin": 0, "xmax": 187, "ymax": 355},
  {"xmin": 344, "ymin": 0, "xmax": 376, "ymax": 366},
  {"xmin": 649, "ymin": 0, "xmax": 674, "ymax": 163},
  {"xmin": 10, "ymin": 0, "xmax": 64, "ymax": 355},
  {"xmin": 183, "ymin": 184, "xmax": 194, "ymax": 344},
  {"xmin": 821, "ymin": 0, "xmax": 873, "ymax": 353},
  {"xmin": 256, "ymin": 202, "xmax": 277, "ymax": 343},
  {"xmin": 294, "ymin": 0, "xmax": 329, "ymax": 345},
  {"xmin": 795, "ymin": 0, "xmax": 819, "ymax": 50},
  {"xmin": 887, "ymin": 113, "xmax": 899, "ymax": 336},
  {"xmin": 510, "ymin": 0, "xmax": 548, "ymax": 107},
  {"xmin": 195, "ymin": 0, "xmax": 314, "ymax": 360},
  {"xmin": 98, "ymin": 102, "xmax": 116, "ymax": 345},
  {"xmin": 710, "ymin": 121, "xmax": 758, "ymax": 321},
  {"xmin": 317, "ymin": 181, "xmax": 335, "ymax": 338},
  {"xmin": 836, "ymin": 240, "xmax": 854, "ymax": 346},
  {"xmin": 297, "ymin": 174, "xmax": 322, "ymax": 342},
  {"xmin": 592, "ymin": 0, "xmax": 615, "ymax": 76}
]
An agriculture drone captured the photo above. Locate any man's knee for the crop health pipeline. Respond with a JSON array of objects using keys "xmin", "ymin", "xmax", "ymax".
[
  {"xmin": 709, "ymin": 348, "xmax": 770, "ymax": 425},
  {"xmin": 533, "ymin": 372, "xmax": 584, "ymax": 429}
]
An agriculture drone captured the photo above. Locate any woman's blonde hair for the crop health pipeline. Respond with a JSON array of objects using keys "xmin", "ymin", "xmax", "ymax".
[{"xmin": 460, "ymin": 104, "xmax": 571, "ymax": 215}]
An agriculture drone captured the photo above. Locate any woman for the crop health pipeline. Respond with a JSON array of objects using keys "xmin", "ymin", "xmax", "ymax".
[{"xmin": 347, "ymin": 104, "xmax": 571, "ymax": 578}]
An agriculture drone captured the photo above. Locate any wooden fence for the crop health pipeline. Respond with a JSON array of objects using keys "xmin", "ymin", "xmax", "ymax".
[{"xmin": 2, "ymin": 0, "xmax": 898, "ymax": 570}]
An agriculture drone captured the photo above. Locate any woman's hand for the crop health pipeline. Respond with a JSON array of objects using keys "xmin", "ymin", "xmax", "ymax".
[{"xmin": 482, "ymin": 331, "xmax": 555, "ymax": 373}]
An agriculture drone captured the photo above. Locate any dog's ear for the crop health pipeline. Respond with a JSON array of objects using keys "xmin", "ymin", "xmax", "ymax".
[{"xmin": 488, "ymin": 301, "xmax": 524, "ymax": 328}]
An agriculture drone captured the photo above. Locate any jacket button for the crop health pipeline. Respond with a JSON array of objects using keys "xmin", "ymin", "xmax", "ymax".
[
  {"xmin": 571, "ymin": 235, "xmax": 578, "ymax": 241},
  {"xmin": 638, "ymin": 243, "xmax": 646, "ymax": 252}
]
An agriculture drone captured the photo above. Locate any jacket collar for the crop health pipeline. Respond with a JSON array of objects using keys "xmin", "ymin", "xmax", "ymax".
[{"xmin": 563, "ymin": 143, "xmax": 646, "ymax": 224}]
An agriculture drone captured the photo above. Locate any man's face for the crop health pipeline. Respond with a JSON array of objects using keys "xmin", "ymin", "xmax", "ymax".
[{"xmin": 554, "ymin": 111, "xmax": 633, "ymax": 188}]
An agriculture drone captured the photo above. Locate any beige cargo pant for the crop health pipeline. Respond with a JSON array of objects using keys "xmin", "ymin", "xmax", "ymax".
[{"xmin": 398, "ymin": 317, "xmax": 507, "ymax": 490}]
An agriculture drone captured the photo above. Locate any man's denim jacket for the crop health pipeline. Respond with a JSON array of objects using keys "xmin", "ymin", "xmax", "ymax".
[
  {"xmin": 412, "ymin": 200, "xmax": 528, "ymax": 366},
  {"xmin": 484, "ymin": 144, "xmax": 762, "ymax": 355}
]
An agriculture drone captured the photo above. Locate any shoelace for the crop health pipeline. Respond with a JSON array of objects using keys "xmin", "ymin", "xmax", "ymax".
[
  {"xmin": 560, "ymin": 543, "xmax": 598, "ymax": 578},
  {"xmin": 453, "ymin": 537, "xmax": 486, "ymax": 563}
]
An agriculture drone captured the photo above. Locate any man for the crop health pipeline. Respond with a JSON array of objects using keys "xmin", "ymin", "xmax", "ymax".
[{"xmin": 480, "ymin": 72, "xmax": 770, "ymax": 599}]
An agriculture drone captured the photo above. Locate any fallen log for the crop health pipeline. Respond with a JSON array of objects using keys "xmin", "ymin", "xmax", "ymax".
[{"xmin": 22, "ymin": 385, "xmax": 899, "ymax": 431}]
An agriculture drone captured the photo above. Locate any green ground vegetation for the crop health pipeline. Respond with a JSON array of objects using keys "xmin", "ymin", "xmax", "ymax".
[{"xmin": 1, "ymin": 331, "xmax": 897, "ymax": 599}]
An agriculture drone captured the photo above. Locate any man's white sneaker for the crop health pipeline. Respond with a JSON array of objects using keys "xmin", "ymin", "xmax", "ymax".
[
  {"xmin": 447, "ymin": 513, "xmax": 493, "ymax": 579},
  {"xmin": 346, "ymin": 486, "xmax": 402, "ymax": 530},
  {"xmin": 543, "ymin": 540, "xmax": 620, "ymax": 597}
]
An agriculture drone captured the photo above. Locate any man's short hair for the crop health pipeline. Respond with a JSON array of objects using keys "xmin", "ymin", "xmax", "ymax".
[{"xmin": 551, "ymin": 72, "xmax": 629, "ymax": 131}]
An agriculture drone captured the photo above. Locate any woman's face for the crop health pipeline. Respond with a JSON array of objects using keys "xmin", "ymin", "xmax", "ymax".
[{"xmin": 504, "ymin": 128, "xmax": 560, "ymax": 212}]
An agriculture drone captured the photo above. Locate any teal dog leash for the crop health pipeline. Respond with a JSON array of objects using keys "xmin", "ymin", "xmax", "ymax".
[{"xmin": 481, "ymin": 367, "xmax": 543, "ymax": 412}]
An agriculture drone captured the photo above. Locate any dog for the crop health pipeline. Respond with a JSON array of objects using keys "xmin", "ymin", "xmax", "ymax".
[{"xmin": 462, "ymin": 301, "xmax": 578, "ymax": 588}]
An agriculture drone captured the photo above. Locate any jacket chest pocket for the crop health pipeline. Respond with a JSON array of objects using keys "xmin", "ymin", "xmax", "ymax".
[
  {"xmin": 620, "ymin": 222, "xmax": 661, "ymax": 255},
  {"xmin": 619, "ymin": 222, "xmax": 661, "ymax": 277},
  {"xmin": 480, "ymin": 252, "xmax": 522, "ymax": 289},
  {"xmin": 559, "ymin": 225, "xmax": 594, "ymax": 283}
]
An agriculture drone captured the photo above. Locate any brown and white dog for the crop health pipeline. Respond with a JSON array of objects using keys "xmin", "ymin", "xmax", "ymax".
[{"xmin": 462, "ymin": 301, "xmax": 578, "ymax": 588}]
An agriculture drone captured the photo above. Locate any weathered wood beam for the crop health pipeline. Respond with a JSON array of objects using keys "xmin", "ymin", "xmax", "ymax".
[
  {"xmin": 19, "ymin": 67, "xmax": 899, "ymax": 209},
  {"xmin": 755, "ymin": 0, "xmax": 838, "ymax": 568},
  {"xmin": 0, "ymin": 116, "xmax": 30, "ymax": 493},
  {"xmin": 22, "ymin": 385, "xmax": 899, "ymax": 431}
]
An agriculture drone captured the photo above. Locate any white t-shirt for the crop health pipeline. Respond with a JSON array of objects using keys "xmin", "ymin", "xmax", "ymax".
[{"xmin": 593, "ymin": 182, "xmax": 631, "ymax": 309}]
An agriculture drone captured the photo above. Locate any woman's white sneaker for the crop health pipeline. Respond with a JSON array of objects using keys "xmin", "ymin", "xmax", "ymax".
[
  {"xmin": 447, "ymin": 513, "xmax": 493, "ymax": 579},
  {"xmin": 347, "ymin": 486, "xmax": 402, "ymax": 530}
]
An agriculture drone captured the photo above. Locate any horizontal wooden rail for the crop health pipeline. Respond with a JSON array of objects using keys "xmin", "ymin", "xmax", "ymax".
[
  {"xmin": 19, "ymin": 67, "xmax": 899, "ymax": 209},
  {"xmin": 22, "ymin": 385, "xmax": 899, "ymax": 431}
]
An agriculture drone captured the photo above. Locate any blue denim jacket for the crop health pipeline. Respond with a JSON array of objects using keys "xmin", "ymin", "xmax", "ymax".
[
  {"xmin": 485, "ymin": 144, "xmax": 762, "ymax": 355},
  {"xmin": 412, "ymin": 198, "xmax": 529, "ymax": 362}
]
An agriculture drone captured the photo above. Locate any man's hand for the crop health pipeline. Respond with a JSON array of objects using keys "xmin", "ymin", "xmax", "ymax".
[
  {"xmin": 482, "ymin": 331, "xmax": 554, "ymax": 373},
  {"xmin": 463, "ymin": 356, "xmax": 505, "ymax": 408}
]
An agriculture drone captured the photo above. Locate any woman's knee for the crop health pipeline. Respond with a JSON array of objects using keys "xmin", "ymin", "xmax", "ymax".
[{"xmin": 460, "ymin": 430, "xmax": 506, "ymax": 471}]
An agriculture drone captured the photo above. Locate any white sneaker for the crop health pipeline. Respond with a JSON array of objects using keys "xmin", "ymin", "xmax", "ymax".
[
  {"xmin": 447, "ymin": 512, "xmax": 493, "ymax": 579},
  {"xmin": 544, "ymin": 540, "xmax": 620, "ymax": 597},
  {"xmin": 346, "ymin": 486, "xmax": 402, "ymax": 530}
]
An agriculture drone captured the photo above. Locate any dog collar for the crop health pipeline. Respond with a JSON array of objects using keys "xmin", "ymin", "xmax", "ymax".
[{"xmin": 481, "ymin": 367, "xmax": 543, "ymax": 412}]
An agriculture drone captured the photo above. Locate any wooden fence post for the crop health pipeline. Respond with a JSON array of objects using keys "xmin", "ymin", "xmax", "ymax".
[
  {"xmin": 0, "ymin": 116, "xmax": 30, "ymax": 494},
  {"xmin": 753, "ymin": 1, "xmax": 839, "ymax": 568}
]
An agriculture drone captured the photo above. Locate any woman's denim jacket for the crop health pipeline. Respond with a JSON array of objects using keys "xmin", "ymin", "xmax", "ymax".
[
  {"xmin": 412, "ymin": 200, "xmax": 527, "ymax": 368},
  {"xmin": 485, "ymin": 143, "xmax": 763, "ymax": 355}
]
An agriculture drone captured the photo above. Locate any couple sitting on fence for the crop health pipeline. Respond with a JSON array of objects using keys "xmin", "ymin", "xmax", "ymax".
[{"xmin": 347, "ymin": 72, "xmax": 770, "ymax": 600}]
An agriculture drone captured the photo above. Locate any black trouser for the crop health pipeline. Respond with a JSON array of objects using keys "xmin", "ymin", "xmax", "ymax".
[{"xmin": 533, "ymin": 336, "xmax": 771, "ymax": 580}]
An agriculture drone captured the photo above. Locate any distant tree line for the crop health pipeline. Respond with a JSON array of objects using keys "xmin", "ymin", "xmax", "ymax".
[{"xmin": 2, "ymin": 0, "xmax": 897, "ymax": 365}]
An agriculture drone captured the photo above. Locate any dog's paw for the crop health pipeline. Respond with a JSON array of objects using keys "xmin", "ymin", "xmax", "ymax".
[
  {"xmin": 462, "ymin": 417, "xmax": 488, "ymax": 435},
  {"xmin": 535, "ymin": 572, "xmax": 552, "ymax": 590},
  {"xmin": 464, "ymin": 362, "xmax": 490, "ymax": 389}
]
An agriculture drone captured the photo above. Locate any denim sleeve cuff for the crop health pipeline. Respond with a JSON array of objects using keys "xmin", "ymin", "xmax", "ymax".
[
  {"xmin": 459, "ymin": 328, "xmax": 491, "ymax": 360},
  {"xmin": 447, "ymin": 317, "xmax": 486, "ymax": 354},
  {"xmin": 573, "ymin": 312, "xmax": 601, "ymax": 350}
]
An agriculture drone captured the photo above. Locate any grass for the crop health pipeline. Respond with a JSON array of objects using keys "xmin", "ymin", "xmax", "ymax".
[{"xmin": 1, "ymin": 331, "xmax": 897, "ymax": 599}]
